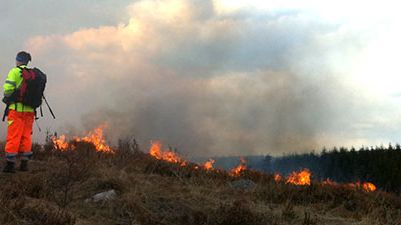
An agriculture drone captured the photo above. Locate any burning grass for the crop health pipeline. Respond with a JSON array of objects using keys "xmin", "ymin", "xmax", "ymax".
[
  {"xmin": 286, "ymin": 169, "xmax": 311, "ymax": 186},
  {"xmin": 0, "ymin": 138, "xmax": 400, "ymax": 225},
  {"xmin": 146, "ymin": 141, "xmax": 377, "ymax": 193},
  {"xmin": 230, "ymin": 157, "xmax": 247, "ymax": 177},
  {"xmin": 51, "ymin": 125, "xmax": 113, "ymax": 153}
]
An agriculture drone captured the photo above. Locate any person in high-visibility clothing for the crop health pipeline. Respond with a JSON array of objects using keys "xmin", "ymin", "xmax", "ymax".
[{"xmin": 2, "ymin": 51, "xmax": 35, "ymax": 173}]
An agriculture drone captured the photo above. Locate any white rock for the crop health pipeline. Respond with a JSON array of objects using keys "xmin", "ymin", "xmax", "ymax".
[{"xmin": 85, "ymin": 189, "xmax": 117, "ymax": 203}]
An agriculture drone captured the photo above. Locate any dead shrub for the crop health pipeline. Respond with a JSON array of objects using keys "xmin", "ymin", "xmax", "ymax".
[
  {"xmin": 302, "ymin": 212, "xmax": 318, "ymax": 225},
  {"xmin": 114, "ymin": 197, "xmax": 161, "ymax": 225},
  {"xmin": 113, "ymin": 192, "xmax": 210, "ymax": 225},
  {"xmin": 0, "ymin": 179, "xmax": 75, "ymax": 225},
  {"xmin": 46, "ymin": 143, "xmax": 97, "ymax": 208},
  {"xmin": 19, "ymin": 201, "xmax": 76, "ymax": 225},
  {"xmin": 281, "ymin": 201, "xmax": 297, "ymax": 221},
  {"xmin": 213, "ymin": 199, "xmax": 276, "ymax": 225}
]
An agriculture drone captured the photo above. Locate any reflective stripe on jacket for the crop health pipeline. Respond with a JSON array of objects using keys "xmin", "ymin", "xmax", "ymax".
[{"xmin": 3, "ymin": 65, "xmax": 34, "ymax": 112}]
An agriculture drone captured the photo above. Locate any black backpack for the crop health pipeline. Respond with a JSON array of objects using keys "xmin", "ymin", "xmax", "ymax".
[
  {"xmin": 2, "ymin": 67, "xmax": 55, "ymax": 121},
  {"xmin": 18, "ymin": 67, "xmax": 47, "ymax": 108}
]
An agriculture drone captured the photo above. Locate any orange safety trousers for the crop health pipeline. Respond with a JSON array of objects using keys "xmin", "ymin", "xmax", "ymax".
[{"xmin": 5, "ymin": 110, "xmax": 34, "ymax": 162}]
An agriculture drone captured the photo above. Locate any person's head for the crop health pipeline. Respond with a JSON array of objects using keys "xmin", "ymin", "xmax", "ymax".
[{"xmin": 16, "ymin": 51, "xmax": 31, "ymax": 66}]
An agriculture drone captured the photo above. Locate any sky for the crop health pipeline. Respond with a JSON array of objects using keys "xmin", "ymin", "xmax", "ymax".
[{"xmin": 1, "ymin": 0, "xmax": 400, "ymax": 157}]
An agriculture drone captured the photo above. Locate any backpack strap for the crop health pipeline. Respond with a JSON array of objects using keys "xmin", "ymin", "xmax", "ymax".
[
  {"xmin": 40, "ymin": 104, "xmax": 43, "ymax": 117},
  {"xmin": 15, "ymin": 66, "xmax": 24, "ymax": 112},
  {"xmin": 2, "ymin": 104, "xmax": 10, "ymax": 122}
]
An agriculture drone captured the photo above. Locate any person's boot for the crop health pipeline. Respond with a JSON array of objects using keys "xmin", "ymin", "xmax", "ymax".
[
  {"xmin": 19, "ymin": 160, "xmax": 29, "ymax": 172},
  {"xmin": 3, "ymin": 161, "xmax": 16, "ymax": 173}
]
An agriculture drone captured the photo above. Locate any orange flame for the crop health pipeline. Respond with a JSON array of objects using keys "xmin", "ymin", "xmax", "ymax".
[
  {"xmin": 51, "ymin": 135, "xmax": 69, "ymax": 150},
  {"xmin": 362, "ymin": 182, "xmax": 377, "ymax": 192},
  {"xmin": 202, "ymin": 159, "xmax": 215, "ymax": 171},
  {"xmin": 274, "ymin": 173, "xmax": 283, "ymax": 182},
  {"xmin": 347, "ymin": 181, "xmax": 377, "ymax": 192},
  {"xmin": 149, "ymin": 141, "xmax": 187, "ymax": 166},
  {"xmin": 51, "ymin": 125, "xmax": 112, "ymax": 153},
  {"xmin": 321, "ymin": 179, "xmax": 376, "ymax": 192},
  {"xmin": 286, "ymin": 169, "xmax": 311, "ymax": 186},
  {"xmin": 74, "ymin": 126, "xmax": 112, "ymax": 152},
  {"xmin": 230, "ymin": 157, "xmax": 247, "ymax": 176}
]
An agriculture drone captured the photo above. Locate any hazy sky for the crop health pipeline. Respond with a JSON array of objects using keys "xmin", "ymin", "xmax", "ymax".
[{"xmin": 1, "ymin": 0, "xmax": 400, "ymax": 157}]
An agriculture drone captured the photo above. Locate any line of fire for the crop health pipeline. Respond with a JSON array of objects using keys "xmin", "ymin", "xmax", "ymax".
[{"xmin": 51, "ymin": 125, "xmax": 377, "ymax": 193}]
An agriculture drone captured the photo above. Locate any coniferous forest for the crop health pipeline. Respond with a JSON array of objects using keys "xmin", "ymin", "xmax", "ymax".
[{"xmin": 264, "ymin": 144, "xmax": 401, "ymax": 193}]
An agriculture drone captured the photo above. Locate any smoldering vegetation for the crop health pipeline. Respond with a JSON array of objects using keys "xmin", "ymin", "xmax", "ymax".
[{"xmin": 0, "ymin": 140, "xmax": 400, "ymax": 225}]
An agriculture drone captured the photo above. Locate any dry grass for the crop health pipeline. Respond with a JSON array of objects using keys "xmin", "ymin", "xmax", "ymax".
[{"xmin": 0, "ymin": 142, "xmax": 400, "ymax": 225}]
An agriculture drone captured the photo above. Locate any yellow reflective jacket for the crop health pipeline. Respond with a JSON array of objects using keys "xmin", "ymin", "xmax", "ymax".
[{"xmin": 3, "ymin": 65, "xmax": 34, "ymax": 112}]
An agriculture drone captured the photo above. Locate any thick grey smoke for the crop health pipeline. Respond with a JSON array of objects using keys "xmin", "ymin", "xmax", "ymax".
[
  {"xmin": 2, "ymin": 0, "xmax": 379, "ymax": 156},
  {"xmin": 81, "ymin": 71, "xmax": 341, "ymax": 157}
]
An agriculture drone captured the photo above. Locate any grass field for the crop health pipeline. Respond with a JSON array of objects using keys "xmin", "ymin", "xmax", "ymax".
[{"xmin": 0, "ymin": 141, "xmax": 400, "ymax": 225}]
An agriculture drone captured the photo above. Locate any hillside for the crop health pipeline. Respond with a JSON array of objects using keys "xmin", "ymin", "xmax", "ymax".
[{"xmin": 0, "ymin": 139, "xmax": 400, "ymax": 225}]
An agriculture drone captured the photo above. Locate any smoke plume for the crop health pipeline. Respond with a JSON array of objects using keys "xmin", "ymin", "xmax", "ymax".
[{"xmin": 22, "ymin": 0, "xmax": 371, "ymax": 156}]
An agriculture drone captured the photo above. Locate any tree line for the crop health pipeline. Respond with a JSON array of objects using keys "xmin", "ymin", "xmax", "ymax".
[{"xmin": 263, "ymin": 144, "xmax": 401, "ymax": 193}]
